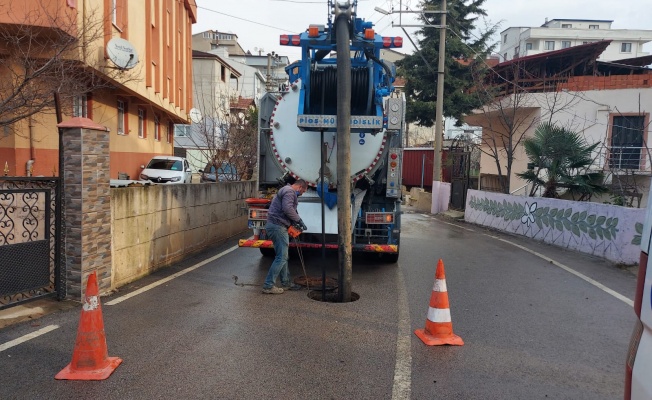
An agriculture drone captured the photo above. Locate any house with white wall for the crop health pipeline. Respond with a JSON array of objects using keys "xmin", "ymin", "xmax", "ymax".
[
  {"xmin": 176, "ymin": 50, "xmax": 242, "ymax": 172},
  {"xmin": 208, "ymin": 48, "xmax": 266, "ymax": 105},
  {"xmin": 465, "ymin": 41, "xmax": 652, "ymax": 205},
  {"xmin": 499, "ymin": 19, "xmax": 652, "ymax": 62}
]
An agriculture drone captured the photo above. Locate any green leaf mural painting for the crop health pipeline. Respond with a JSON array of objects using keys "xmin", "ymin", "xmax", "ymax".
[{"xmin": 466, "ymin": 190, "xmax": 645, "ymax": 264}]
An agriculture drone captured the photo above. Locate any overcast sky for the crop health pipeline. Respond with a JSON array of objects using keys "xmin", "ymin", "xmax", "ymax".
[{"xmin": 193, "ymin": 0, "xmax": 652, "ymax": 60}]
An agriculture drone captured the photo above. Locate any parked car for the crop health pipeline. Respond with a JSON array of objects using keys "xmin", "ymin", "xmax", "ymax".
[
  {"xmin": 626, "ymin": 181, "xmax": 652, "ymax": 399},
  {"xmin": 140, "ymin": 156, "xmax": 192, "ymax": 184},
  {"xmin": 199, "ymin": 162, "xmax": 239, "ymax": 183}
]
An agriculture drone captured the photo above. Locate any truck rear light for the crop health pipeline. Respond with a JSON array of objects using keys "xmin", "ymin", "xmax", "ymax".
[
  {"xmin": 625, "ymin": 319, "xmax": 644, "ymax": 400},
  {"xmin": 366, "ymin": 212, "xmax": 393, "ymax": 224},
  {"xmin": 249, "ymin": 208, "xmax": 268, "ymax": 221},
  {"xmin": 635, "ymin": 251, "xmax": 648, "ymax": 318}
]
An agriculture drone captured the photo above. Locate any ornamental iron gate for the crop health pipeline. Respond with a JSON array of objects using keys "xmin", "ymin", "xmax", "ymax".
[{"xmin": 0, "ymin": 177, "xmax": 64, "ymax": 309}]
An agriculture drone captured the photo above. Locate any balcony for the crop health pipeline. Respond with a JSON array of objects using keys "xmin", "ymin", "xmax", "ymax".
[{"xmin": 605, "ymin": 146, "xmax": 651, "ymax": 173}]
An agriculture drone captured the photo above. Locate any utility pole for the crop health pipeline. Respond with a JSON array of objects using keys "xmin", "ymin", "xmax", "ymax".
[
  {"xmin": 335, "ymin": 8, "xmax": 352, "ymax": 303},
  {"xmin": 433, "ymin": 0, "xmax": 446, "ymax": 185},
  {"xmin": 388, "ymin": 0, "xmax": 447, "ymax": 212}
]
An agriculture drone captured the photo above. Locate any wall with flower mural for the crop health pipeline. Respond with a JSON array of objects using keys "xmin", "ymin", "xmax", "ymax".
[{"xmin": 464, "ymin": 189, "xmax": 646, "ymax": 264}]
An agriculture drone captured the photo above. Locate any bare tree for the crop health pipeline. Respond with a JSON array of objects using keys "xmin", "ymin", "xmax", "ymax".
[
  {"xmin": 179, "ymin": 85, "xmax": 257, "ymax": 181},
  {"xmin": 0, "ymin": 1, "xmax": 139, "ymax": 134}
]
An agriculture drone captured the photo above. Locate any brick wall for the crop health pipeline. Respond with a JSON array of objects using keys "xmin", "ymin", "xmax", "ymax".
[{"xmin": 558, "ymin": 74, "xmax": 652, "ymax": 92}]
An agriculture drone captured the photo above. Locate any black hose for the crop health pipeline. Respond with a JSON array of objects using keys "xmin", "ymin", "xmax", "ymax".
[{"xmin": 309, "ymin": 67, "xmax": 369, "ymax": 114}]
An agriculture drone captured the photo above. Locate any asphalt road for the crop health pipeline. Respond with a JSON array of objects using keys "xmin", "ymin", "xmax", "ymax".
[{"xmin": 0, "ymin": 211, "xmax": 638, "ymax": 399}]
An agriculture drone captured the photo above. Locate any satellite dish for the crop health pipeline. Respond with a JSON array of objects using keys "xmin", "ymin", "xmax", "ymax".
[
  {"xmin": 106, "ymin": 37, "xmax": 139, "ymax": 70},
  {"xmin": 189, "ymin": 108, "xmax": 203, "ymax": 123}
]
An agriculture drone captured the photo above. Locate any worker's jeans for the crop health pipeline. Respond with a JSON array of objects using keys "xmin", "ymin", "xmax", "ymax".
[{"xmin": 263, "ymin": 222, "xmax": 290, "ymax": 289}]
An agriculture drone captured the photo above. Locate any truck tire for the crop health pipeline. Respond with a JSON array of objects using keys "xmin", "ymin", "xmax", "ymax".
[{"xmin": 260, "ymin": 248, "xmax": 275, "ymax": 257}]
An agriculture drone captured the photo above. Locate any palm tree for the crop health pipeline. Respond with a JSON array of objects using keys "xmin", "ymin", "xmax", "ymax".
[{"xmin": 517, "ymin": 123, "xmax": 608, "ymax": 200}]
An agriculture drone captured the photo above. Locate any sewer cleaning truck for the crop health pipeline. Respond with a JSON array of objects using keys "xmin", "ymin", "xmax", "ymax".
[{"xmin": 238, "ymin": 1, "xmax": 405, "ymax": 263}]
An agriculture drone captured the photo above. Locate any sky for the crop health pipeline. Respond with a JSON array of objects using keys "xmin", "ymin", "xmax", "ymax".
[{"xmin": 192, "ymin": 0, "xmax": 652, "ymax": 60}]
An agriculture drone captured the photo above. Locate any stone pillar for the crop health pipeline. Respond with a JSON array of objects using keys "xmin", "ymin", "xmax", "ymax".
[{"xmin": 57, "ymin": 117, "xmax": 111, "ymax": 301}]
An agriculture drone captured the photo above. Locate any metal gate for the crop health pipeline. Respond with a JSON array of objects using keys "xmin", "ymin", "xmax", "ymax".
[
  {"xmin": 0, "ymin": 177, "xmax": 64, "ymax": 309},
  {"xmin": 449, "ymin": 149, "xmax": 471, "ymax": 210}
]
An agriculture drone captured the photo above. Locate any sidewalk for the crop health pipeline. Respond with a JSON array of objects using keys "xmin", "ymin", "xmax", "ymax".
[{"xmin": 0, "ymin": 298, "xmax": 78, "ymax": 329}]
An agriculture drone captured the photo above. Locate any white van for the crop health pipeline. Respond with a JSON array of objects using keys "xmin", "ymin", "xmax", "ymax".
[{"xmin": 626, "ymin": 186, "xmax": 652, "ymax": 399}]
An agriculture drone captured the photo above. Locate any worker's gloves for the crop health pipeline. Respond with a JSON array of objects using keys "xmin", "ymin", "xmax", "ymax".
[{"xmin": 297, "ymin": 219, "xmax": 308, "ymax": 231}]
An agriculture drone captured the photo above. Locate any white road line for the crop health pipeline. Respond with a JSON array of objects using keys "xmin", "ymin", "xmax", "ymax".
[
  {"xmin": 392, "ymin": 267, "xmax": 412, "ymax": 400},
  {"xmin": 106, "ymin": 245, "xmax": 239, "ymax": 306},
  {"xmin": 486, "ymin": 234, "xmax": 634, "ymax": 307},
  {"xmin": 0, "ymin": 325, "xmax": 59, "ymax": 352},
  {"xmin": 438, "ymin": 219, "xmax": 475, "ymax": 232}
]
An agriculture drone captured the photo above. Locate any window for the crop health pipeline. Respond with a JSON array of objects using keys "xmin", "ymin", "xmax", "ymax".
[
  {"xmin": 138, "ymin": 108, "xmax": 146, "ymax": 138},
  {"xmin": 514, "ymin": 46, "xmax": 520, "ymax": 58},
  {"xmin": 561, "ymin": 24, "xmax": 572, "ymax": 28},
  {"xmin": 562, "ymin": 41, "xmax": 571, "ymax": 49},
  {"xmin": 111, "ymin": 0, "xmax": 125, "ymax": 30},
  {"xmin": 503, "ymin": 53, "xmax": 507, "ymax": 61},
  {"xmin": 174, "ymin": 124, "xmax": 190, "ymax": 137},
  {"xmin": 544, "ymin": 41, "xmax": 555, "ymax": 50},
  {"xmin": 525, "ymin": 42, "xmax": 533, "ymax": 51},
  {"xmin": 154, "ymin": 114, "xmax": 160, "ymax": 141},
  {"xmin": 503, "ymin": 34, "xmax": 507, "ymax": 43},
  {"xmin": 621, "ymin": 43, "xmax": 632, "ymax": 53},
  {"xmin": 610, "ymin": 115, "xmax": 646, "ymax": 169},
  {"xmin": 219, "ymin": 34, "xmax": 232, "ymax": 41},
  {"xmin": 167, "ymin": 121, "xmax": 173, "ymax": 143},
  {"xmin": 589, "ymin": 25, "xmax": 599, "ymax": 29},
  {"xmin": 203, "ymin": 31, "xmax": 212, "ymax": 38},
  {"xmin": 73, "ymin": 94, "xmax": 88, "ymax": 118},
  {"xmin": 117, "ymin": 99, "xmax": 126, "ymax": 134}
]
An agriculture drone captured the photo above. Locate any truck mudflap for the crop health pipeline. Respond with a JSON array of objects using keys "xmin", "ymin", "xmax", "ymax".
[{"xmin": 238, "ymin": 238, "xmax": 398, "ymax": 253}]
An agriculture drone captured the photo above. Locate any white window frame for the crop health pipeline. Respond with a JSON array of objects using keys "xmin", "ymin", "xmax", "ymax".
[
  {"xmin": 73, "ymin": 94, "xmax": 87, "ymax": 118},
  {"xmin": 621, "ymin": 42, "xmax": 632, "ymax": 53},
  {"xmin": 525, "ymin": 42, "xmax": 532, "ymax": 51},
  {"xmin": 111, "ymin": 0, "xmax": 117, "ymax": 25},
  {"xmin": 561, "ymin": 41, "xmax": 571, "ymax": 49},
  {"xmin": 117, "ymin": 99, "xmax": 125, "ymax": 135},
  {"xmin": 503, "ymin": 34, "xmax": 507, "ymax": 43},
  {"xmin": 561, "ymin": 24, "xmax": 572, "ymax": 28},
  {"xmin": 174, "ymin": 124, "xmax": 191, "ymax": 137},
  {"xmin": 154, "ymin": 115, "xmax": 160, "ymax": 141},
  {"xmin": 589, "ymin": 25, "xmax": 599, "ymax": 29},
  {"xmin": 138, "ymin": 108, "xmax": 145, "ymax": 138},
  {"xmin": 544, "ymin": 41, "xmax": 555, "ymax": 51}
]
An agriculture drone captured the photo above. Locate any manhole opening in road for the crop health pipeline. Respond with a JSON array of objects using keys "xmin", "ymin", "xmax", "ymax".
[
  {"xmin": 293, "ymin": 276, "xmax": 338, "ymax": 291},
  {"xmin": 307, "ymin": 291, "xmax": 360, "ymax": 303}
]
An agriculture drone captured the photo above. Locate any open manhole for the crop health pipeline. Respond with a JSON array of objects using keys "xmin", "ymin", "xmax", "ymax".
[
  {"xmin": 293, "ymin": 276, "xmax": 338, "ymax": 291},
  {"xmin": 308, "ymin": 290, "xmax": 360, "ymax": 303}
]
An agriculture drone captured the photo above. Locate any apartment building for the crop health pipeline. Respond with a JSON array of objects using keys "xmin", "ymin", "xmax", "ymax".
[
  {"xmin": 192, "ymin": 30, "xmax": 246, "ymax": 56},
  {"xmin": 0, "ymin": 0, "xmax": 196, "ymax": 180},
  {"xmin": 499, "ymin": 19, "xmax": 652, "ymax": 62}
]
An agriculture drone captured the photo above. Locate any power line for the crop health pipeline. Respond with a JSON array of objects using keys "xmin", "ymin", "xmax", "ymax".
[{"xmin": 196, "ymin": 6, "xmax": 290, "ymax": 32}]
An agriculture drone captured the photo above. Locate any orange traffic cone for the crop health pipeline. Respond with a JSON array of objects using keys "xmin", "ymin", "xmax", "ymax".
[
  {"xmin": 414, "ymin": 259, "xmax": 464, "ymax": 346},
  {"xmin": 55, "ymin": 271, "xmax": 122, "ymax": 380}
]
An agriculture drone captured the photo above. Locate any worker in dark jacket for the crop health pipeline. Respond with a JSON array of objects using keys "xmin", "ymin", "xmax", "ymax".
[{"xmin": 262, "ymin": 179, "xmax": 308, "ymax": 294}]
